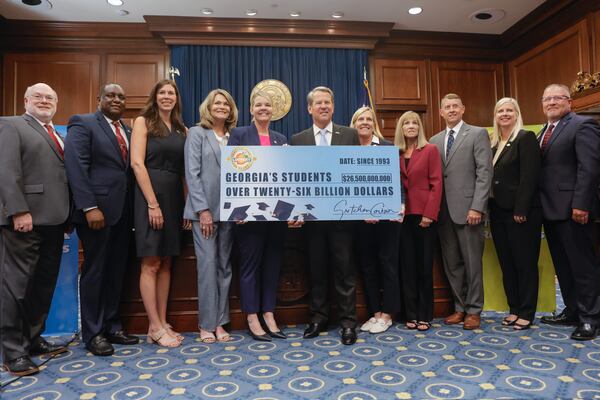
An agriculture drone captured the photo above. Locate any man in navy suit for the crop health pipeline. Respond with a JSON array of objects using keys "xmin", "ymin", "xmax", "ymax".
[
  {"xmin": 291, "ymin": 86, "xmax": 360, "ymax": 345},
  {"xmin": 537, "ymin": 83, "xmax": 600, "ymax": 340},
  {"xmin": 64, "ymin": 83, "xmax": 139, "ymax": 355}
]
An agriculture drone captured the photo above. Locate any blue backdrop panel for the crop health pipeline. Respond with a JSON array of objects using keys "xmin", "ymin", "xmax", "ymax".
[
  {"xmin": 170, "ymin": 45, "xmax": 368, "ymax": 139},
  {"xmin": 44, "ymin": 124, "xmax": 79, "ymax": 336}
]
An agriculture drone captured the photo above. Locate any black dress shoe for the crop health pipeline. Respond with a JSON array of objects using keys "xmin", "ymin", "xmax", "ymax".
[
  {"xmin": 571, "ymin": 323, "xmax": 598, "ymax": 341},
  {"xmin": 86, "ymin": 334, "xmax": 114, "ymax": 356},
  {"xmin": 3, "ymin": 356, "xmax": 39, "ymax": 376},
  {"xmin": 540, "ymin": 309, "xmax": 578, "ymax": 326},
  {"xmin": 106, "ymin": 330, "xmax": 140, "ymax": 345},
  {"xmin": 341, "ymin": 328, "xmax": 357, "ymax": 345},
  {"xmin": 30, "ymin": 337, "xmax": 68, "ymax": 357},
  {"xmin": 303, "ymin": 323, "xmax": 326, "ymax": 339},
  {"xmin": 259, "ymin": 315, "xmax": 287, "ymax": 339}
]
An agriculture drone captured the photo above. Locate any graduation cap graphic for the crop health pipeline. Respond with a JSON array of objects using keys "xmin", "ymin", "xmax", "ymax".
[
  {"xmin": 302, "ymin": 213, "xmax": 318, "ymax": 221},
  {"xmin": 305, "ymin": 204, "xmax": 315, "ymax": 210},
  {"xmin": 272, "ymin": 200, "xmax": 294, "ymax": 221},
  {"xmin": 257, "ymin": 202, "xmax": 270, "ymax": 211},
  {"xmin": 228, "ymin": 205, "xmax": 250, "ymax": 221},
  {"xmin": 253, "ymin": 215, "xmax": 267, "ymax": 221},
  {"xmin": 223, "ymin": 202, "xmax": 231, "ymax": 209}
]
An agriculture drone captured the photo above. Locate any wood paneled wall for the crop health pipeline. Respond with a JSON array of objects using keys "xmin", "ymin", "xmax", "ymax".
[
  {"xmin": 509, "ymin": 20, "xmax": 592, "ymax": 124},
  {"xmin": 3, "ymin": 53, "xmax": 100, "ymax": 124}
]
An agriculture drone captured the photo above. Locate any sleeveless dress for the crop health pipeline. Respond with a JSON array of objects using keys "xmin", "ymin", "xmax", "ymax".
[{"xmin": 134, "ymin": 128, "xmax": 186, "ymax": 257}]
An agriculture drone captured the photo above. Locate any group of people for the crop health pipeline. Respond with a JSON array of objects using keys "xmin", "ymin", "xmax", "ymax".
[{"xmin": 1, "ymin": 80, "xmax": 599, "ymax": 378}]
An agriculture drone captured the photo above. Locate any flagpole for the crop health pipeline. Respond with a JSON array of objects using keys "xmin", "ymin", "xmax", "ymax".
[{"xmin": 363, "ymin": 66, "xmax": 382, "ymax": 136}]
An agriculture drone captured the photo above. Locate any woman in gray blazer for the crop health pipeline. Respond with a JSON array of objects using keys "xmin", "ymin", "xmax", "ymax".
[{"xmin": 184, "ymin": 89, "xmax": 238, "ymax": 343}]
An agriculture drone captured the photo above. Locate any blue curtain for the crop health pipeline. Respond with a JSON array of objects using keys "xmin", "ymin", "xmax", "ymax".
[{"xmin": 170, "ymin": 46, "xmax": 368, "ymax": 140}]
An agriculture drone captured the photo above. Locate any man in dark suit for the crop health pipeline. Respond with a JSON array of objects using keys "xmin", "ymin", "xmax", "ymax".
[
  {"xmin": 429, "ymin": 93, "xmax": 493, "ymax": 330},
  {"xmin": 537, "ymin": 83, "xmax": 600, "ymax": 340},
  {"xmin": 64, "ymin": 83, "xmax": 139, "ymax": 356},
  {"xmin": 0, "ymin": 83, "xmax": 70, "ymax": 376},
  {"xmin": 291, "ymin": 86, "xmax": 360, "ymax": 345}
]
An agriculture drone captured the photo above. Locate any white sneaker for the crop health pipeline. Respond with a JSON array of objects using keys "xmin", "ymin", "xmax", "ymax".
[
  {"xmin": 360, "ymin": 317, "xmax": 377, "ymax": 332},
  {"xmin": 369, "ymin": 318, "xmax": 392, "ymax": 334}
]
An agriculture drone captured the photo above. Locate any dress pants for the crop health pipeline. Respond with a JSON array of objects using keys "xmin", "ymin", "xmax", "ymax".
[
  {"xmin": 544, "ymin": 218, "xmax": 600, "ymax": 324},
  {"xmin": 1, "ymin": 225, "xmax": 64, "ymax": 361},
  {"xmin": 438, "ymin": 203, "xmax": 485, "ymax": 314},
  {"xmin": 489, "ymin": 201, "xmax": 542, "ymax": 321},
  {"xmin": 192, "ymin": 221, "xmax": 233, "ymax": 331},
  {"xmin": 305, "ymin": 221, "xmax": 357, "ymax": 329},
  {"xmin": 234, "ymin": 222, "xmax": 285, "ymax": 313},
  {"xmin": 355, "ymin": 221, "xmax": 401, "ymax": 315},
  {"xmin": 78, "ymin": 209, "xmax": 131, "ymax": 345},
  {"xmin": 400, "ymin": 215, "xmax": 436, "ymax": 322}
]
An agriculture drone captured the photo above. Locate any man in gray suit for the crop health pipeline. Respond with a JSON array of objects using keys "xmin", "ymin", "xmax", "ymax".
[
  {"xmin": 429, "ymin": 93, "xmax": 493, "ymax": 330},
  {"xmin": 291, "ymin": 86, "xmax": 360, "ymax": 345},
  {"xmin": 0, "ymin": 83, "xmax": 70, "ymax": 375}
]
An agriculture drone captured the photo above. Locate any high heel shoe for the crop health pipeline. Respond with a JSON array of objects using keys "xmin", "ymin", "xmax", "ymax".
[
  {"xmin": 248, "ymin": 325, "xmax": 271, "ymax": 342},
  {"xmin": 147, "ymin": 328, "xmax": 180, "ymax": 348},
  {"xmin": 260, "ymin": 315, "xmax": 287, "ymax": 339}
]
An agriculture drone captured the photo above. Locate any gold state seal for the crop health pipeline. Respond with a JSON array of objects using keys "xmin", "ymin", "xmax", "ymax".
[{"xmin": 251, "ymin": 79, "xmax": 292, "ymax": 121}]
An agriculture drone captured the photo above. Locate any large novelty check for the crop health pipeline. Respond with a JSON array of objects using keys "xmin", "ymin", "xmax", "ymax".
[{"xmin": 220, "ymin": 146, "xmax": 402, "ymax": 221}]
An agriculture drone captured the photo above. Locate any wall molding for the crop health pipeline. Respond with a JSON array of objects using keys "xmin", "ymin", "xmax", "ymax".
[{"xmin": 144, "ymin": 16, "xmax": 394, "ymax": 49}]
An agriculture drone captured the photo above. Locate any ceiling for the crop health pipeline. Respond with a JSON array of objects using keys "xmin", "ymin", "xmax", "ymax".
[{"xmin": 1, "ymin": 0, "xmax": 546, "ymax": 34}]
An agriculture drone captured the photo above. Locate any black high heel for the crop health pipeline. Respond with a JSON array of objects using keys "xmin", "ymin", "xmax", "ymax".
[
  {"xmin": 260, "ymin": 315, "xmax": 287, "ymax": 339},
  {"xmin": 247, "ymin": 318, "xmax": 271, "ymax": 341}
]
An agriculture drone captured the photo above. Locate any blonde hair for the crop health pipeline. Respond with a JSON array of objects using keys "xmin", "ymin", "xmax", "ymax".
[
  {"xmin": 198, "ymin": 89, "xmax": 238, "ymax": 132},
  {"xmin": 394, "ymin": 111, "xmax": 428, "ymax": 152},
  {"xmin": 307, "ymin": 86, "xmax": 334, "ymax": 105},
  {"xmin": 491, "ymin": 97, "xmax": 523, "ymax": 147},
  {"xmin": 350, "ymin": 106, "xmax": 384, "ymax": 141}
]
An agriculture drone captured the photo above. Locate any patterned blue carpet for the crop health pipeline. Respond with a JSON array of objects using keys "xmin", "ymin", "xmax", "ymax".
[
  {"xmin": 3, "ymin": 286, "xmax": 600, "ymax": 399},
  {"xmin": 2, "ymin": 318, "xmax": 600, "ymax": 399}
]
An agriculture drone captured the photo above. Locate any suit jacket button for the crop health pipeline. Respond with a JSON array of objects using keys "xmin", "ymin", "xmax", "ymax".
[{"xmin": 494, "ymin": 181, "xmax": 499, "ymax": 184}]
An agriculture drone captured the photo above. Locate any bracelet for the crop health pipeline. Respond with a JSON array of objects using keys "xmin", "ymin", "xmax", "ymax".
[{"xmin": 148, "ymin": 203, "xmax": 160, "ymax": 209}]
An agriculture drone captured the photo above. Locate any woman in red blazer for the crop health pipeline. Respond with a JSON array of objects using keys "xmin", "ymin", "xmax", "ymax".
[{"xmin": 396, "ymin": 111, "xmax": 443, "ymax": 331}]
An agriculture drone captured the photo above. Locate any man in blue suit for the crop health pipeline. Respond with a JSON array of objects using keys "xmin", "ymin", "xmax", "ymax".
[
  {"xmin": 64, "ymin": 83, "xmax": 139, "ymax": 355},
  {"xmin": 537, "ymin": 83, "xmax": 600, "ymax": 341}
]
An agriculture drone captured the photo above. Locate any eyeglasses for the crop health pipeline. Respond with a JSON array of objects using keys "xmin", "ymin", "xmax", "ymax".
[
  {"xmin": 28, "ymin": 93, "xmax": 57, "ymax": 102},
  {"xmin": 541, "ymin": 95, "xmax": 570, "ymax": 103}
]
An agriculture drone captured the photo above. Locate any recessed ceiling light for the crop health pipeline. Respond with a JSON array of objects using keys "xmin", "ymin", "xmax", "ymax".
[
  {"xmin": 469, "ymin": 8, "xmax": 506, "ymax": 24},
  {"xmin": 21, "ymin": 0, "xmax": 52, "ymax": 8},
  {"xmin": 246, "ymin": 9, "xmax": 258, "ymax": 16},
  {"xmin": 331, "ymin": 12, "xmax": 344, "ymax": 19},
  {"xmin": 117, "ymin": 9, "xmax": 129, "ymax": 16},
  {"xmin": 408, "ymin": 7, "xmax": 422, "ymax": 15},
  {"xmin": 289, "ymin": 11, "xmax": 301, "ymax": 17},
  {"xmin": 107, "ymin": 0, "xmax": 123, "ymax": 6},
  {"xmin": 201, "ymin": 8, "xmax": 213, "ymax": 15}
]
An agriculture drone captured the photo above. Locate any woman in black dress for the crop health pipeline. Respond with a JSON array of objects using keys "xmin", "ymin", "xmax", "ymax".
[
  {"xmin": 488, "ymin": 97, "xmax": 541, "ymax": 330},
  {"xmin": 131, "ymin": 79, "xmax": 189, "ymax": 347}
]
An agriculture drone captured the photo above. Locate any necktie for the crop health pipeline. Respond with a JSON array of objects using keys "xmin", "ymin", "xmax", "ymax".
[
  {"xmin": 44, "ymin": 124, "xmax": 64, "ymax": 159},
  {"xmin": 446, "ymin": 129, "xmax": 455, "ymax": 158},
  {"xmin": 319, "ymin": 129, "xmax": 328, "ymax": 146},
  {"xmin": 113, "ymin": 121, "xmax": 128, "ymax": 161},
  {"xmin": 540, "ymin": 124, "xmax": 555, "ymax": 151}
]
